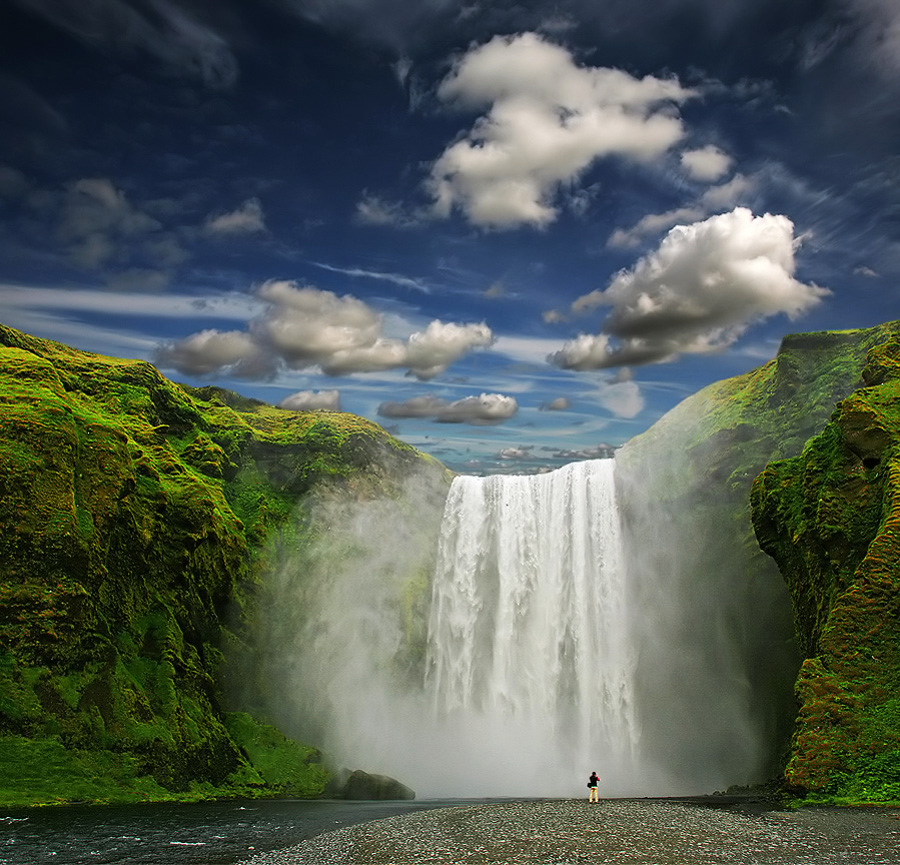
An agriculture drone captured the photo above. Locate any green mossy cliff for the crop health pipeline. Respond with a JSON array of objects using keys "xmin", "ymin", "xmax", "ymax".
[
  {"xmin": 0, "ymin": 323, "xmax": 447, "ymax": 807},
  {"xmin": 751, "ymin": 333, "xmax": 900, "ymax": 803},
  {"xmin": 615, "ymin": 321, "xmax": 900, "ymax": 786}
]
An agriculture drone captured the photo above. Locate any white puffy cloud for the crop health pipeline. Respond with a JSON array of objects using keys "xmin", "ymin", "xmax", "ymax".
[
  {"xmin": 378, "ymin": 392, "xmax": 518, "ymax": 424},
  {"xmin": 279, "ymin": 389, "xmax": 342, "ymax": 411},
  {"xmin": 608, "ymin": 173, "xmax": 752, "ymax": 248},
  {"xmin": 551, "ymin": 208, "xmax": 829, "ymax": 370},
  {"xmin": 428, "ymin": 32, "xmax": 695, "ymax": 229},
  {"xmin": 157, "ymin": 280, "xmax": 493, "ymax": 381},
  {"xmin": 403, "ymin": 320, "xmax": 495, "ymax": 379},
  {"xmin": 205, "ymin": 198, "xmax": 266, "ymax": 234},
  {"xmin": 680, "ymin": 145, "xmax": 732, "ymax": 181}
]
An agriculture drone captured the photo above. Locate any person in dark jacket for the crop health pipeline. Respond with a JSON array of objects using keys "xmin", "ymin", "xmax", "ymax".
[{"xmin": 587, "ymin": 771, "xmax": 600, "ymax": 803}]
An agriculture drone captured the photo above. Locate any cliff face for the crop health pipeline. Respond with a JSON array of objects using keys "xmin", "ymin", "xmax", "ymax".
[
  {"xmin": 751, "ymin": 335, "xmax": 900, "ymax": 802},
  {"xmin": 0, "ymin": 324, "xmax": 448, "ymax": 806},
  {"xmin": 616, "ymin": 321, "xmax": 900, "ymax": 789}
]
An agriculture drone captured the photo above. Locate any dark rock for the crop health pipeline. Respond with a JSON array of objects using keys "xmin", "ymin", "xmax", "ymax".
[{"xmin": 342, "ymin": 769, "xmax": 415, "ymax": 800}]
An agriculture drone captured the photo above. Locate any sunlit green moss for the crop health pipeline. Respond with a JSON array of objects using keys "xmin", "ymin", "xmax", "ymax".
[
  {"xmin": 0, "ymin": 323, "xmax": 447, "ymax": 807},
  {"xmin": 751, "ymin": 335, "xmax": 900, "ymax": 804}
]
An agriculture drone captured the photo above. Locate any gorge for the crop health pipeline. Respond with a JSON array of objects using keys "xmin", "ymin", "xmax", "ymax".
[{"xmin": 1, "ymin": 320, "xmax": 900, "ymax": 805}]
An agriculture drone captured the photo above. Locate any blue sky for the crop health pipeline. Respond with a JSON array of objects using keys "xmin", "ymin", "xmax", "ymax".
[{"xmin": 1, "ymin": 0, "xmax": 898, "ymax": 473}]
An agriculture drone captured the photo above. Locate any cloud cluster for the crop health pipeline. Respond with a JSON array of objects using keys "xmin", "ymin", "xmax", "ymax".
[
  {"xmin": 551, "ymin": 444, "xmax": 617, "ymax": 460},
  {"xmin": 156, "ymin": 280, "xmax": 494, "ymax": 380},
  {"xmin": 428, "ymin": 32, "xmax": 695, "ymax": 228},
  {"xmin": 279, "ymin": 389, "xmax": 342, "ymax": 411},
  {"xmin": 13, "ymin": 0, "xmax": 238, "ymax": 89},
  {"xmin": 551, "ymin": 207, "xmax": 829, "ymax": 370},
  {"xmin": 498, "ymin": 445, "xmax": 534, "ymax": 460},
  {"xmin": 378, "ymin": 392, "xmax": 518, "ymax": 424}
]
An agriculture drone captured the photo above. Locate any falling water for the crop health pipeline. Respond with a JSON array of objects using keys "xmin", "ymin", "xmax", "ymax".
[
  {"xmin": 424, "ymin": 459, "xmax": 639, "ymax": 792},
  {"xmin": 254, "ymin": 454, "xmax": 792, "ymax": 797}
]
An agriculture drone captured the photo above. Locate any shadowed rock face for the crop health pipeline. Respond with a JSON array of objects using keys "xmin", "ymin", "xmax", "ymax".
[
  {"xmin": 0, "ymin": 324, "xmax": 447, "ymax": 807},
  {"xmin": 342, "ymin": 769, "xmax": 416, "ymax": 800},
  {"xmin": 752, "ymin": 336, "xmax": 900, "ymax": 800}
]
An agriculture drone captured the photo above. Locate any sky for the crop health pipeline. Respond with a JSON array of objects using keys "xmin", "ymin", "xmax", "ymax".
[{"xmin": 1, "ymin": 0, "xmax": 898, "ymax": 474}]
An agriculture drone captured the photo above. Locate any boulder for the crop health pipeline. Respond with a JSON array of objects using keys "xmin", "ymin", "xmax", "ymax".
[{"xmin": 342, "ymin": 769, "xmax": 415, "ymax": 800}]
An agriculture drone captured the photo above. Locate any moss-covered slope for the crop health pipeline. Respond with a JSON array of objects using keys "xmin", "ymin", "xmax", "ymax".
[
  {"xmin": 0, "ymin": 323, "xmax": 447, "ymax": 806},
  {"xmin": 616, "ymin": 321, "xmax": 900, "ymax": 787},
  {"xmin": 751, "ymin": 335, "xmax": 900, "ymax": 802}
]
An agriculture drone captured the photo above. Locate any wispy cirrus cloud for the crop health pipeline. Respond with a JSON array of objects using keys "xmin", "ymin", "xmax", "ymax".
[
  {"xmin": 12, "ymin": 0, "xmax": 238, "ymax": 89},
  {"xmin": 310, "ymin": 260, "xmax": 432, "ymax": 293}
]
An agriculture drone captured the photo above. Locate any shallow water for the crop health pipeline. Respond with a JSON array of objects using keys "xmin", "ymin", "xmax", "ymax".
[{"xmin": 0, "ymin": 798, "xmax": 460, "ymax": 865}]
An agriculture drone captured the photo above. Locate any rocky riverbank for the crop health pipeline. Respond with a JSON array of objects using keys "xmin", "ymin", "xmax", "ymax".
[{"xmin": 239, "ymin": 798, "xmax": 900, "ymax": 865}]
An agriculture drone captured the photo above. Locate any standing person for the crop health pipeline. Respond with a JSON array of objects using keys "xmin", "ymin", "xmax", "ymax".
[{"xmin": 587, "ymin": 771, "xmax": 599, "ymax": 803}]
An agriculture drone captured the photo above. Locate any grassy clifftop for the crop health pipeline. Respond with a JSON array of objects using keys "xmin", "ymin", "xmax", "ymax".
[
  {"xmin": 751, "ymin": 334, "xmax": 900, "ymax": 803},
  {"xmin": 0, "ymin": 323, "xmax": 447, "ymax": 806}
]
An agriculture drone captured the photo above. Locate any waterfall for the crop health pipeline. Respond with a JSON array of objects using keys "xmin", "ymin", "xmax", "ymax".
[
  {"xmin": 256, "ymin": 453, "xmax": 789, "ymax": 797},
  {"xmin": 423, "ymin": 459, "xmax": 639, "ymax": 792}
]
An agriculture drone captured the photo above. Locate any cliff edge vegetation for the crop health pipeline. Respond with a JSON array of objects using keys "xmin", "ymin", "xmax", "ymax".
[
  {"xmin": 0, "ymin": 323, "xmax": 448, "ymax": 807},
  {"xmin": 752, "ymin": 333, "xmax": 900, "ymax": 804}
]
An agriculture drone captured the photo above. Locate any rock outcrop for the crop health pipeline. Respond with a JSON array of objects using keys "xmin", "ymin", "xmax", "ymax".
[
  {"xmin": 751, "ymin": 335, "xmax": 900, "ymax": 801},
  {"xmin": 342, "ymin": 769, "xmax": 416, "ymax": 800}
]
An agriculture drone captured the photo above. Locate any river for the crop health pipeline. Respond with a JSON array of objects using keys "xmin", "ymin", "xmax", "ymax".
[{"xmin": 0, "ymin": 798, "xmax": 464, "ymax": 865}]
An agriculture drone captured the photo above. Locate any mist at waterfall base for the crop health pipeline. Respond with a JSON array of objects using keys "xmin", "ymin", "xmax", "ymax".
[{"xmin": 248, "ymin": 452, "xmax": 798, "ymax": 799}]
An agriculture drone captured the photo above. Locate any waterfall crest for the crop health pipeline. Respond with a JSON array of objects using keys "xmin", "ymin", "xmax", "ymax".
[{"xmin": 424, "ymin": 459, "xmax": 639, "ymax": 790}]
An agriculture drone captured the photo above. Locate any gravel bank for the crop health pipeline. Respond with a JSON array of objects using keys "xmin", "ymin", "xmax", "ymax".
[{"xmin": 238, "ymin": 798, "xmax": 900, "ymax": 865}]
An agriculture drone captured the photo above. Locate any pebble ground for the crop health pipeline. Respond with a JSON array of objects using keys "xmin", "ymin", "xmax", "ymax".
[{"xmin": 239, "ymin": 798, "xmax": 900, "ymax": 864}]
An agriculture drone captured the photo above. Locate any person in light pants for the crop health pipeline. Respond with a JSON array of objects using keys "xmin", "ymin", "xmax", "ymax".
[{"xmin": 587, "ymin": 771, "xmax": 599, "ymax": 803}]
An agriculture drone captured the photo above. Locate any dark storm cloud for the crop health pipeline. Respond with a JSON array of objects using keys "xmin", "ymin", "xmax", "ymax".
[{"xmin": 12, "ymin": 0, "xmax": 238, "ymax": 88}]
